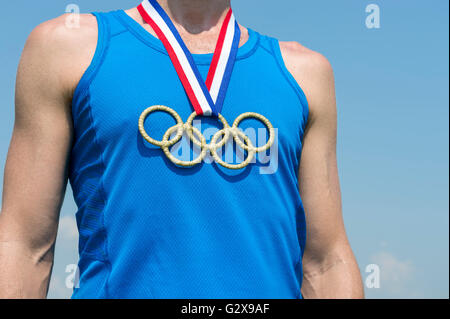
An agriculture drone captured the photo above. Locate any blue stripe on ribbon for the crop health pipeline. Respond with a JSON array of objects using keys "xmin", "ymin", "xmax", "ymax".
[
  {"xmin": 149, "ymin": 0, "xmax": 217, "ymax": 115},
  {"xmin": 213, "ymin": 21, "xmax": 241, "ymax": 115}
]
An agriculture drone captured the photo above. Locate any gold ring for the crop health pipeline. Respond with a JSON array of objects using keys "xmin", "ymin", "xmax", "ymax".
[
  {"xmin": 138, "ymin": 105, "xmax": 184, "ymax": 148},
  {"xmin": 185, "ymin": 112, "xmax": 231, "ymax": 150},
  {"xmin": 232, "ymin": 112, "xmax": 275, "ymax": 153},
  {"xmin": 161, "ymin": 124, "xmax": 208, "ymax": 167}
]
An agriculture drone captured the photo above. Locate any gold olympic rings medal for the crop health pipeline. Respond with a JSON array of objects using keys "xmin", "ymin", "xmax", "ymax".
[{"xmin": 138, "ymin": 105, "xmax": 275, "ymax": 170}]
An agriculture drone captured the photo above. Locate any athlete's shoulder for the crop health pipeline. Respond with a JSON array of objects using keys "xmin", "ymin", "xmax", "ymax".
[
  {"xmin": 22, "ymin": 14, "xmax": 99, "ymax": 95},
  {"xmin": 26, "ymin": 13, "xmax": 98, "ymax": 56},
  {"xmin": 279, "ymin": 41, "xmax": 333, "ymax": 82},
  {"xmin": 278, "ymin": 41, "xmax": 336, "ymax": 119}
]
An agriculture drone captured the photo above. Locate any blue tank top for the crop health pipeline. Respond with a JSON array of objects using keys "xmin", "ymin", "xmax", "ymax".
[{"xmin": 69, "ymin": 10, "xmax": 309, "ymax": 299}]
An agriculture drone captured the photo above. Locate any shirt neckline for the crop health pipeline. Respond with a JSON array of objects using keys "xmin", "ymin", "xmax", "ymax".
[{"xmin": 114, "ymin": 9, "xmax": 259, "ymax": 65}]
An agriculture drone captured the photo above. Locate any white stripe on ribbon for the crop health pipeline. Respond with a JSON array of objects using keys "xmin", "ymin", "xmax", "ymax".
[
  {"xmin": 142, "ymin": 0, "xmax": 213, "ymax": 115},
  {"xmin": 209, "ymin": 15, "xmax": 236, "ymax": 103}
]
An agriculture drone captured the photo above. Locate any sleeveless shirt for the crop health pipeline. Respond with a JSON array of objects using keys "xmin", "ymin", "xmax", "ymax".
[{"xmin": 69, "ymin": 10, "xmax": 309, "ymax": 299}]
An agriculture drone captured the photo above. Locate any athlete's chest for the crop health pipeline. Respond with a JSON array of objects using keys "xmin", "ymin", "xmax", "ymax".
[
  {"xmin": 88, "ymin": 56, "xmax": 302, "ymax": 153},
  {"xmin": 72, "ymin": 28, "xmax": 307, "ymax": 173}
]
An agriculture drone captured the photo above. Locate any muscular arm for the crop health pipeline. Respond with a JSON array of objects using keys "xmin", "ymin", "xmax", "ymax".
[
  {"xmin": 281, "ymin": 42, "xmax": 364, "ymax": 299},
  {"xmin": 0, "ymin": 14, "xmax": 97, "ymax": 298}
]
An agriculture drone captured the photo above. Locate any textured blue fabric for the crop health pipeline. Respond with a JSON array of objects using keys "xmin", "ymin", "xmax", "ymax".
[{"xmin": 69, "ymin": 10, "xmax": 309, "ymax": 299}]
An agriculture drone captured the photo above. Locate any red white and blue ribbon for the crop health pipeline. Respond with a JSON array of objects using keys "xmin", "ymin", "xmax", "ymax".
[{"xmin": 137, "ymin": 0, "xmax": 241, "ymax": 116}]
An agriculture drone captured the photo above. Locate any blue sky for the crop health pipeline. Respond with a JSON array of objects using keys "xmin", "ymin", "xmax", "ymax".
[{"xmin": 0, "ymin": 1, "xmax": 448, "ymax": 299}]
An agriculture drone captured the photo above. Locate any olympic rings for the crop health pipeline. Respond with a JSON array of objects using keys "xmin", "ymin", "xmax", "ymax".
[
  {"xmin": 210, "ymin": 129, "xmax": 255, "ymax": 170},
  {"xmin": 138, "ymin": 105, "xmax": 184, "ymax": 148},
  {"xmin": 138, "ymin": 105, "xmax": 275, "ymax": 169},
  {"xmin": 232, "ymin": 112, "xmax": 275, "ymax": 153},
  {"xmin": 185, "ymin": 112, "xmax": 231, "ymax": 150},
  {"xmin": 162, "ymin": 124, "xmax": 208, "ymax": 167}
]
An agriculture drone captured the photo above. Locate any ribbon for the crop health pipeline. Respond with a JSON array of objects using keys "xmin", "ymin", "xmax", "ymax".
[{"xmin": 137, "ymin": 0, "xmax": 241, "ymax": 116}]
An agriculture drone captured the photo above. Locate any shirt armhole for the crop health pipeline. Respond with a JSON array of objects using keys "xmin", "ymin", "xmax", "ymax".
[
  {"xmin": 72, "ymin": 12, "xmax": 111, "ymax": 107},
  {"xmin": 270, "ymin": 38, "xmax": 310, "ymax": 128}
]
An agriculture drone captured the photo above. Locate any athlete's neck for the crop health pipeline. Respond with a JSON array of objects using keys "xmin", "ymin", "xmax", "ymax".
[{"xmin": 157, "ymin": 0, "xmax": 231, "ymax": 34}]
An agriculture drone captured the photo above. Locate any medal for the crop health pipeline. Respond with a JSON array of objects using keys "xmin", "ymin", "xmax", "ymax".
[{"xmin": 137, "ymin": 0, "xmax": 274, "ymax": 169}]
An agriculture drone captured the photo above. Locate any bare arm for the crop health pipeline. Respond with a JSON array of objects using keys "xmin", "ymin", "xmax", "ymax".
[
  {"xmin": 0, "ymin": 14, "xmax": 97, "ymax": 298},
  {"xmin": 281, "ymin": 42, "xmax": 364, "ymax": 299}
]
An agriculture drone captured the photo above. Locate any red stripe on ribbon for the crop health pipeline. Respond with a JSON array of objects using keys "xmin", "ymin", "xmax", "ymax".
[
  {"xmin": 137, "ymin": 4, "xmax": 204, "ymax": 115},
  {"xmin": 205, "ymin": 9, "xmax": 233, "ymax": 90}
]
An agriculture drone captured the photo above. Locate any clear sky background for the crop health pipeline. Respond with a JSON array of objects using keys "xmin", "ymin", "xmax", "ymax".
[{"xmin": 0, "ymin": 1, "xmax": 448, "ymax": 299}]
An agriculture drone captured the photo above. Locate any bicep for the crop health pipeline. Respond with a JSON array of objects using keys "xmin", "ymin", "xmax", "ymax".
[
  {"xmin": 297, "ymin": 57, "xmax": 348, "ymax": 261},
  {"xmin": 0, "ymin": 25, "xmax": 73, "ymax": 247},
  {"xmin": 299, "ymin": 111, "xmax": 347, "ymax": 258}
]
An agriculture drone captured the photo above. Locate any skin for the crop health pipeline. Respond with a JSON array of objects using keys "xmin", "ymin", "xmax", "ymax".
[
  {"xmin": 281, "ymin": 43, "xmax": 364, "ymax": 298},
  {"xmin": 0, "ymin": 0, "xmax": 363, "ymax": 298}
]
